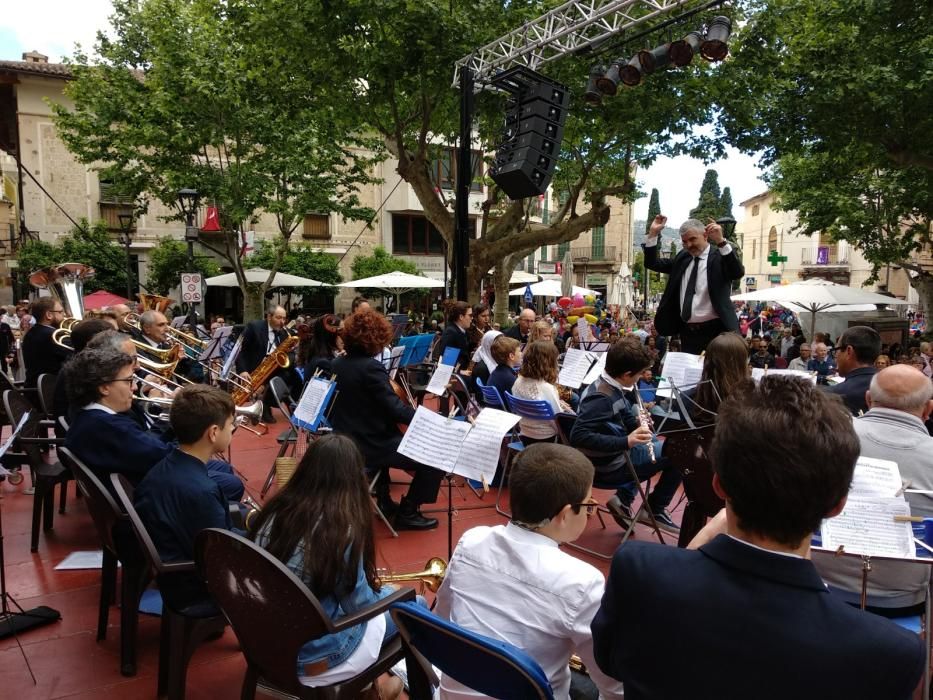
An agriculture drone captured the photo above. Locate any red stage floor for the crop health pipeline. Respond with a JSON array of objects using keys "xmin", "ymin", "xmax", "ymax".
[{"xmin": 0, "ymin": 409, "xmax": 682, "ymax": 698}]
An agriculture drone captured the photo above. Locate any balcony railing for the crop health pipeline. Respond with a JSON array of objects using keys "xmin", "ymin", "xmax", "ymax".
[
  {"xmin": 802, "ymin": 247, "xmax": 849, "ymax": 265},
  {"xmin": 571, "ymin": 246, "xmax": 615, "ymax": 262}
]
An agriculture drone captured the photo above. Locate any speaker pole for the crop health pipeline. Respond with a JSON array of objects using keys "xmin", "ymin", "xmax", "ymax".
[{"xmin": 454, "ymin": 68, "xmax": 474, "ymax": 302}]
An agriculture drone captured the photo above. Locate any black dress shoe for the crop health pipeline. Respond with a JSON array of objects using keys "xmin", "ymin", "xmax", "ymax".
[
  {"xmin": 394, "ymin": 502, "xmax": 438, "ymax": 531},
  {"xmin": 376, "ymin": 496, "xmax": 399, "ymax": 517}
]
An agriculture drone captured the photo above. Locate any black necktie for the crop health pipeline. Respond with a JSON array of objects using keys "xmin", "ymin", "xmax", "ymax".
[{"xmin": 681, "ymin": 257, "xmax": 700, "ymax": 323}]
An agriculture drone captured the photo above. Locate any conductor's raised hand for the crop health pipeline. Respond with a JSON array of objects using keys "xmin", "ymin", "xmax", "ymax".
[
  {"xmin": 705, "ymin": 218, "xmax": 724, "ymax": 245},
  {"xmin": 648, "ymin": 214, "xmax": 667, "ymax": 238},
  {"xmin": 627, "ymin": 424, "xmax": 653, "ymax": 448}
]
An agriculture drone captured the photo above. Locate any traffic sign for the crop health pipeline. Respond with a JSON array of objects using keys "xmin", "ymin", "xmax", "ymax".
[{"xmin": 180, "ymin": 272, "xmax": 203, "ymax": 303}]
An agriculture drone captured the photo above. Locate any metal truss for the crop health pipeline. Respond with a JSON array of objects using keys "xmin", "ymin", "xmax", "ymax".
[{"xmin": 454, "ymin": 0, "xmax": 705, "ymax": 86}]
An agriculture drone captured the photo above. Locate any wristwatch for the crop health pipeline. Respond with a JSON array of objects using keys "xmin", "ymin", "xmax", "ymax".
[{"xmin": 716, "ymin": 240, "xmax": 729, "ymax": 248}]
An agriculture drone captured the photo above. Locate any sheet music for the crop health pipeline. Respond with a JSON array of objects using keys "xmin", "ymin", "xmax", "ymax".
[
  {"xmin": 398, "ymin": 406, "xmax": 471, "ymax": 472},
  {"xmin": 750, "ymin": 368, "xmax": 817, "ymax": 385},
  {"xmin": 576, "ymin": 317, "xmax": 592, "ymax": 342},
  {"xmin": 426, "ymin": 362, "xmax": 455, "ymax": 396},
  {"xmin": 220, "ymin": 335, "xmax": 243, "ymax": 380},
  {"xmin": 291, "ymin": 378, "xmax": 334, "ymax": 430},
  {"xmin": 387, "ymin": 345, "xmax": 405, "ymax": 380},
  {"xmin": 558, "ymin": 348, "xmax": 595, "ymax": 389},
  {"xmin": 579, "ymin": 341, "xmax": 610, "ymax": 353},
  {"xmin": 849, "ymin": 457, "xmax": 903, "ymax": 499},
  {"xmin": 455, "ymin": 409, "xmax": 521, "ymax": 484},
  {"xmin": 0, "ymin": 411, "xmax": 30, "ymax": 473},
  {"xmin": 821, "ymin": 497, "xmax": 915, "ymax": 558},
  {"xmin": 582, "ymin": 352, "xmax": 607, "ymax": 386},
  {"xmin": 659, "ymin": 352, "xmax": 704, "ymax": 390}
]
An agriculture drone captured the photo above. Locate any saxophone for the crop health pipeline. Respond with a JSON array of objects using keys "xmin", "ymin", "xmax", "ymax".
[{"xmin": 232, "ymin": 334, "xmax": 299, "ymax": 405}]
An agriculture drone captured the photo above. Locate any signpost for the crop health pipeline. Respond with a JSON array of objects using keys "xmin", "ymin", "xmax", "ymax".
[{"xmin": 180, "ymin": 272, "xmax": 203, "ymax": 303}]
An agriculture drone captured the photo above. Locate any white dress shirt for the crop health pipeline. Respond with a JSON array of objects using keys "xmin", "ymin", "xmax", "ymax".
[
  {"xmin": 645, "ymin": 238, "xmax": 732, "ymax": 323},
  {"xmin": 434, "ymin": 522, "xmax": 625, "ymax": 699}
]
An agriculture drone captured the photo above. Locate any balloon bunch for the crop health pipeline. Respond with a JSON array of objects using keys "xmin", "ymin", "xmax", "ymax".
[{"xmin": 548, "ymin": 293, "xmax": 609, "ymax": 333}]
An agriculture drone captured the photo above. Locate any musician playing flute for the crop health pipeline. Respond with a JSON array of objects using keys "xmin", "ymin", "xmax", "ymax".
[{"xmin": 569, "ymin": 337, "xmax": 681, "ymax": 534}]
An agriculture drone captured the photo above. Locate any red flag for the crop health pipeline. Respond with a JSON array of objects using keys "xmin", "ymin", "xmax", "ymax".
[{"xmin": 200, "ymin": 205, "xmax": 222, "ymax": 232}]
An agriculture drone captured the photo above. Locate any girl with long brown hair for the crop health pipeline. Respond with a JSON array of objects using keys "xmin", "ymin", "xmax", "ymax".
[
  {"xmin": 512, "ymin": 340, "xmax": 572, "ymax": 442},
  {"xmin": 692, "ymin": 332, "xmax": 752, "ymax": 422}
]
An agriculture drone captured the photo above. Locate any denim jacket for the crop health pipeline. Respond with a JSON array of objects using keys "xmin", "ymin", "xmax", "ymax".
[{"xmin": 254, "ymin": 522, "xmax": 393, "ymax": 674}]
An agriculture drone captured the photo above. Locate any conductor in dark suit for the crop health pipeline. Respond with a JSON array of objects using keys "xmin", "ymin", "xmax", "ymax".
[
  {"xmin": 826, "ymin": 325, "xmax": 880, "ymax": 416},
  {"xmin": 644, "ymin": 214, "xmax": 744, "ymax": 354},
  {"xmin": 591, "ymin": 377, "xmax": 924, "ymax": 700},
  {"xmin": 235, "ymin": 304, "xmax": 291, "ymax": 421}
]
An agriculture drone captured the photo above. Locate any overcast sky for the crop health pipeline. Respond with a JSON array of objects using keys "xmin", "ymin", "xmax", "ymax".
[{"xmin": 2, "ymin": 1, "xmax": 770, "ymax": 223}]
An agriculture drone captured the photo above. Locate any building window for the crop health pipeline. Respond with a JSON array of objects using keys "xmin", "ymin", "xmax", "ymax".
[
  {"xmin": 98, "ymin": 179, "xmax": 134, "ymax": 231},
  {"xmin": 302, "ymin": 213, "xmax": 330, "ymax": 240},
  {"xmin": 391, "ymin": 214, "xmax": 474, "ymax": 255},
  {"xmin": 751, "ymin": 204, "xmax": 760, "ymax": 216},
  {"xmin": 431, "ymin": 148, "xmax": 484, "ymax": 192},
  {"xmin": 752, "ymin": 240, "xmax": 757, "ymax": 259},
  {"xmin": 557, "ymin": 241, "xmax": 570, "ymax": 259},
  {"xmin": 591, "ymin": 226, "xmax": 605, "ymax": 259},
  {"xmin": 526, "ymin": 252, "xmax": 534, "ymax": 272},
  {"xmin": 768, "ymin": 226, "xmax": 778, "ymax": 254}
]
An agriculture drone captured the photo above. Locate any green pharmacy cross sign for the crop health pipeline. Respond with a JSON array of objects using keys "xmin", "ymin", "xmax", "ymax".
[{"xmin": 767, "ymin": 250, "xmax": 788, "ymax": 267}]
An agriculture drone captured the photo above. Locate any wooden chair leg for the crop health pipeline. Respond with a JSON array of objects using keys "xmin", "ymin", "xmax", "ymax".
[
  {"xmin": 43, "ymin": 480, "xmax": 56, "ymax": 531},
  {"xmin": 158, "ymin": 612, "xmax": 171, "ymax": 697},
  {"xmin": 59, "ymin": 478, "xmax": 68, "ymax": 514},
  {"xmin": 30, "ymin": 481, "xmax": 45, "ymax": 552},
  {"xmin": 119, "ymin": 564, "xmax": 149, "ymax": 677},
  {"xmin": 98, "ymin": 549, "xmax": 117, "ymax": 641}
]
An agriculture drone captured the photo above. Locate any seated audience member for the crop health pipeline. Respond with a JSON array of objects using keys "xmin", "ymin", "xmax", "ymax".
[
  {"xmin": 505, "ymin": 308, "xmax": 535, "ymax": 344},
  {"xmin": 807, "ymin": 342, "xmax": 836, "ymax": 384},
  {"xmin": 826, "ymin": 325, "xmax": 880, "ymax": 416},
  {"xmin": 570, "ymin": 338, "xmax": 681, "ymax": 533},
  {"xmin": 65, "ymin": 348, "xmax": 243, "ymax": 501},
  {"xmin": 748, "ymin": 336, "xmax": 775, "ymax": 369},
  {"xmin": 301, "ymin": 314, "xmax": 343, "ymax": 379},
  {"xmin": 251, "ymin": 433, "xmax": 405, "ymax": 698},
  {"xmin": 591, "ymin": 377, "xmax": 925, "ymax": 700},
  {"xmin": 875, "ymin": 353, "xmax": 892, "ymax": 370},
  {"xmin": 486, "ymin": 335, "xmax": 520, "ymax": 401},
  {"xmin": 527, "ymin": 320, "xmax": 554, "ymax": 344},
  {"xmin": 435, "ymin": 444, "xmax": 624, "ymax": 700},
  {"xmin": 788, "ymin": 342, "xmax": 810, "ymax": 371},
  {"xmin": 330, "ymin": 309, "xmax": 442, "ymax": 530},
  {"xmin": 687, "ymin": 332, "xmax": 750, "ymax": 425},
  {"xmin": 511, "ymin": 340, "xmax": 569, "ymax": 443},
  {"xmin": 469, "ymin": 329, "xmax": 501, "ymax": 390},
  {"xmin": 134, "ymin": 385, "xmax": 237, "ymax": 611}
]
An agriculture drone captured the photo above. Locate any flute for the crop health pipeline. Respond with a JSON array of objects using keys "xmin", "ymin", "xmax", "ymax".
[{"xmin": 635, "ymin": 393, "xmax": 656, "ymax": 463}]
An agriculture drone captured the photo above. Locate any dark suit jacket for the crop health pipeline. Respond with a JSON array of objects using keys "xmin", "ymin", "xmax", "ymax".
[
  {"xmin": 826, "ymin": 365, "xmax": 876, "ymax": 416},
  {"xmin": 330, "ymin": 352, "xmax": 415, "ymax": 467},
  {"xmin": 235, "ymin": 320, "xmax": 287, "ymax": 374},
  {"xmin": 504, "ymin": 324, "xmax": 528, "ymax": 344},
  {"xmin": 434, "ymin": 323, "xmax": 470, "ymax": 368},
  {"xmin": 592, "ymin": 536, "xmax": 924, "ymax": 700},
  {"xmin": 22, "ymin": 323, "xmax": 70, "ymax": 388},
  {"xmin": 645, "ymin": 243, "xmax": 744, "ymax": 337}
]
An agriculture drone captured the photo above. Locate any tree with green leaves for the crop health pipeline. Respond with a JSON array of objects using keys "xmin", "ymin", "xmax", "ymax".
[
  {"xmin": 689, "ymin": 169, "xmax": 723, "ymax": 223},
  {"xmin": 53, "ymin": 0, "xmax": 378, "ymax": 320},
  {"xmin": 645, "ymin": 188, "xmax": 661, "ymax": 236},
  {"xmin": 720, "ymin": 187, "xmax": 734, "ymax": 220},
  {"xmin": 298, "ymin": 1, "xmax": 720, "ymax": 321},
  {"xmin": 246, "ymin": 240, "xmax": 342, "ymax": 305},
  {"xmin": 717, "ymin": 0, "xmax": 933, "ymax": 310},
  {"xmin": 146, "ymin": 237, "xmax": 221, "ymax": 297}
]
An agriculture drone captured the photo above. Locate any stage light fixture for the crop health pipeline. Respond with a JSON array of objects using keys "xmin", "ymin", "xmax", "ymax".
[
  {"xmin": 619, "ymin": 56, "xmax": 643, "ymax": 87},
  {"xmin": 670, "ymin": 31, "xmax": 703, "ymax": 66},
  {"xmin": 701, "ymin": 16, "xmax": 732, "ymax": 62},
  {"xmin": 637, "ymin": 44, "xmax": 672, "ymax": 74},
  {"xmin": 584, "ymin": 65, "xmax": 606, "ymax": 105},
  {"xmin": 595, "ymin": 61, "xmax": 621, "ymax": 96}
]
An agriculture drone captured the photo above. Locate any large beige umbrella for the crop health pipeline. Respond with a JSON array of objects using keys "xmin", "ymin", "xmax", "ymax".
[
  {"xmin": 205, "ymin": 267, "xmax": 327, "ymax": 287},
  {"xmin": 339, "ymin": 270, "xmax": 443, "ymax": 309}
]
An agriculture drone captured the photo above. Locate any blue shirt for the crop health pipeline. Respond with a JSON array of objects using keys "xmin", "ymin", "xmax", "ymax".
[
  {"xmin": 807, "ymin": 357, "xmax": 836, "ymax": 384},
  {"xmin": 487, "ymin": 364, "xmax": 517, "ymax": 402}
]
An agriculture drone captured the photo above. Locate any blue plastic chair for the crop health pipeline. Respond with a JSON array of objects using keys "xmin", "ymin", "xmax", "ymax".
[
  {"xmin": 476, "ymin": 377, "xmax": 505, "ymax": 409},
  {"xmin": 390, "ymin": 601, "xmax": 553, "ymax": 700}
]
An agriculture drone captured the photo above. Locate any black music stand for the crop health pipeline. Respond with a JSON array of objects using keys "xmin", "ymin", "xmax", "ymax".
[{"xmin": 198, "ymin": 326, "xmax": 232, "ymax": 363}]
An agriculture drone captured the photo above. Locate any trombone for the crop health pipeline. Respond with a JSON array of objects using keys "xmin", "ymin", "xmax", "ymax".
[{"xmin": 134, "ymin": 394, "xmax": 268, "ymax": 436}]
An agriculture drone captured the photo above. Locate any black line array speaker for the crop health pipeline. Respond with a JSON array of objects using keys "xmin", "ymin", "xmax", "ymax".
[{"xmin": 490, "ymin": 71, "xmax": 569, "ymax": 200}]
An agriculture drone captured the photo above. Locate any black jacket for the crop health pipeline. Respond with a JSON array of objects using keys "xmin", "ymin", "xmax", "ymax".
[
  {"xmin": 826, "ymin": 365, "xmax": 876, "ymax": 416},
  {"xmin": 330, "ymin": 352, "xmax": 414, "ymax": 467},
  {"xmin": 235, "ymin": 320, "xmax": 287, "ymax": 374},
  {"xmin": 645, "ymin": 243, "xmax": 744, "ymax": 337},
  {"xmin": 504, "ymin": 324, "xmax": 528, "ymax": 344},
  {"xmin": 434, "ymin": 323, "xmax": 470, "ymax": 368},
  {"xmin": 22, "ymin": 323, "xmax": 70, "ymax": 388}
]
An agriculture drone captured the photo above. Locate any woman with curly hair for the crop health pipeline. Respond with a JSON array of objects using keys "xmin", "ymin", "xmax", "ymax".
[
  {"xmin": 511, "ymin": 340, "xmax": 572, "ymax": 443},
  {"xmin": 330, "ymin": 309, "xmax": 442, "ymax": 531},
  {"xmin": 251, "ymin": 433, "xmax": 405, "ymax": 698}
]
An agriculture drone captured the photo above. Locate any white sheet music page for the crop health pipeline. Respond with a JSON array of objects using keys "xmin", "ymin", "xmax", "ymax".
[
  {"xmin": 849, "ymin": 457, "xmax": 904, "ymax": 499},
  {"xmin": 398, "ymin": 406, "xmax": 471, "ymax": 472},
  {"xmin": 558, "ymin": 348, "xmax": 594, "ymax": 389},
  {"xmin": 821, "ymin": 497, "xmax": 914, "ymax": 558},
  {"xmin": 454, "ymin": 408, "xmax": 520, "ymax": 484},
  {"xmin": 426, "ymin": 362, "xmax": 455, "ymax": 396},
  {"xmin": 582, "ymin": 352, "xmax": 608, "ymax": 386},
  {"xmin": 292, "ymin": 378, "xmax": 332, "ymax": 428},
  {"xmin": 387, "ymin": 345, "xmax": 405, "ymax": 379},
  {"xmin": 576, "ymin": 317, "xmax": 592, "ymax": 342},
  {"xmin": 658, "ymin": 352, "xmax": 704, "ymax": 391}
]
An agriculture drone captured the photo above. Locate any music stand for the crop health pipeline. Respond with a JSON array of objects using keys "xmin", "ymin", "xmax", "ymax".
[{"xmin": 199, "ymin": 325, "xmax": 232, "ymax": 363}]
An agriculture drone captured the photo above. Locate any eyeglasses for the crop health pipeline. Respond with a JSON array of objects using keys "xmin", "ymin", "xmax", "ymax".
[
  {"xmin": 571, "ymin": 498, "xmax": 600, "ymax": 516},
  {"xmin": 107, "ymin": 377, "xmax": 136, "ymax": 385},
  {"xmin": 52, "ymin": 308, "xmax": 65, "ymax": 314}
]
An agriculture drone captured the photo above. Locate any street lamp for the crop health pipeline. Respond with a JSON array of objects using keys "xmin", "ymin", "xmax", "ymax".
[
  {"xmin": 117, "ymin": 212, "xmax": 135, "ymax": 300},
  {"xmin": 716, "ymin": 215, "xmax": 737, "ymax": 243},
  {"xmin": 177, "ymin": 188, "xmax": 200, "ymax": 331}
]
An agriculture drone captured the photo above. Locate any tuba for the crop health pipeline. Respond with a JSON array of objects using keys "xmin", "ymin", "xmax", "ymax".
[
  {"xmin": 29, "ymin": 262, "xmax": 94, "ymax": 323},
  {"xmin": 138, "ymin": 293, "xmax": 174, "ymax": 313}
]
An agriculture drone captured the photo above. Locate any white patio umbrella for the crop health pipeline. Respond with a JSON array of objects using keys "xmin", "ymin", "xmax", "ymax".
[
  {"xmin": 607, "ymin": 263, "xmax": 633, "ymax": 309},
  {"xmin": 731, "ymin": 279, "xmax": 907, "ymax": 340},
  {"xmin": 560, "ymin": 250, "xmax": 574, "ymax": 298},
  {"xmin": 338, "ymin": 270, "xmax": 443, "ymax": 309},
  {"xmin": 508, "ymin": 279, "xmax": 600, "ymax": 298},
  {"xmin": 508, "ymin": 270, "xmax": 540, "ymax": 285},
  {"xmin": 205, "ymin": 267, "xmax": 327, "ymax": 287}
]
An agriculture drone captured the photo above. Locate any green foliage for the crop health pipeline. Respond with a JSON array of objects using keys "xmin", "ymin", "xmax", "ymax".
[
  {"xmin": 246, "ymin": 240, "xmax": 341, "ymax": 298},
  {"xmin": 689, "ymin": 169, "xmax": 724, "ymax": 223},
  {"xmin": 350, "ymin": 246, "xmax": 425, "ymax": 299},
  {"xmin": 147, "ymin": 237, "xmax": 221, "ymax": 296},
  {"xmin": 16, "ymin": 220, "xmax": 132, "ymax": 295},
  {"xmin": 720, "ymin": 187, "xmax": 734, "ymax": 219},
  {"xmin": 645, "ymin": 189, "xmax": 661, "ymax": 236},
  {"xmin": 717, "ymin": 0, "xmax": 933, "ymax": 301},
  {"xmin": 632, "ymin": 251, "xmax": 665, "ymax": 297}
]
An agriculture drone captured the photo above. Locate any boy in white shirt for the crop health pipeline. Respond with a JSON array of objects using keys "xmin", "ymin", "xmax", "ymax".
[{"xmin": 435, "ymin": 444, "xmax": 624, "ymax": 699}]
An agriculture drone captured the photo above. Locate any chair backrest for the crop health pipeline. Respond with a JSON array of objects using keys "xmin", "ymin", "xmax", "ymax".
[
  {"xmin": 58, "ymin": 415, "xmax": 70, "ymax": 434},
  {"xmin": 37, "ymin": 373, "xmax": 57, "ymax": 417},
  {"xmin": 58, "ymin": 446, "xmax": 124, "ymax": 553},
  {"xmin": 476, "ymin": 378, "xmax": 505, "ymax": 409},
  {"xmin": 390, "ymin": 601, "xmax": 553, "ymax": 700},
  {"xmin": 109, "ymin": 472, "xmax": 188, "ymax": 578},
  {"xmin": 773, "ymin": 356, "xmax": 788, "ymax": 369},
  {"xmin": 268, "ymin": 376, "xmax": 293, "ymax": 418},
  {"xmin": 2, "ymin": 389, "xmax": 41, "ymax": 463},
  {"xmin": 504, "ymin": 392, "xmax": 556, "ymax": 421},
  {"xmin": 194, "ymin": 528, "xmax": 337, "ymax": 694}
]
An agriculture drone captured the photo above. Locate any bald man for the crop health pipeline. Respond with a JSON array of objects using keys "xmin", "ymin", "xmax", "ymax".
[{"xmin": 505, "ymin": 308, "xmax": 536, "ymax": 344}]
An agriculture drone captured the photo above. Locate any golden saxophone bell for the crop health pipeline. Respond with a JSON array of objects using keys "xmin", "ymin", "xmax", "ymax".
[{"xmin": 379, "ymin": 557, "xmax": 447, "ymax": 593}]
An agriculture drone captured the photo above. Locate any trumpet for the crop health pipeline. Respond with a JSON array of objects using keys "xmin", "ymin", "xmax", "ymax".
[{"xmin": 378, "ymin": 557, "xmax": 447, "ymax": 593}]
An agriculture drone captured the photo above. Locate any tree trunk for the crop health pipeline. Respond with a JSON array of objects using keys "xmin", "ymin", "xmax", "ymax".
[
  {"xmin": 909, "ymin": 270, "xmax": 933, "ymax": 322},
  {"xmin": 491, "ymin": 255, "xmax": 517, "ymax": 326},
  {"xmin": 242, "ymin": 285, "xmax": 265, "ymax": 322}
]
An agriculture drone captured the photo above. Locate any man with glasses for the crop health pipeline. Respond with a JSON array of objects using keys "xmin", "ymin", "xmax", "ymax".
[
  {"xmin": 22, "ymin": 296, "xmax": 70, "ymax": 389},
  {"xmin": 435, "ymin": 444, "xmax": 624, "ymax": 700}
]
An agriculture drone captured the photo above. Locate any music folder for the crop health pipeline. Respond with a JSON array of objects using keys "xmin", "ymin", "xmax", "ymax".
[
  {"xmin": 291, "ymin": 376, "xmax": 337, "ymax": 432},
  {"xmin": 398, "ymin": 405, "xmax": 520, "ymax": 485}
]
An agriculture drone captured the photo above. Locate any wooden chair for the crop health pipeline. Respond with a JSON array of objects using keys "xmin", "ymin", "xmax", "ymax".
[
  {"xmin": 194, "ymin": 528, "xmax": 414, "ymax": 699},
  {"xmin": 110, "ymin": 474, "xmax": 227, "ymax": 700}
]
